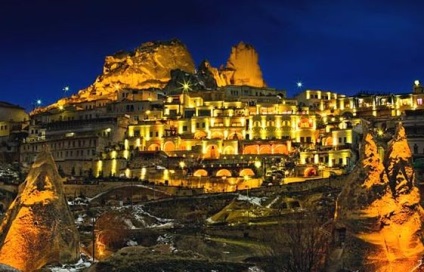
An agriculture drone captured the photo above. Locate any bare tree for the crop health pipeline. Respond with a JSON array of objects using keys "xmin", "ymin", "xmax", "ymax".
[{"xmin": 260, "ymin": 211, "xmax": 330, "ymax": 272}]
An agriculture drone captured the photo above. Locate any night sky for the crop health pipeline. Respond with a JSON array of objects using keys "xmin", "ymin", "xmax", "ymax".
[{"xmin": 2, "ymin": 0, "xmax": 424, "ymax": 110}]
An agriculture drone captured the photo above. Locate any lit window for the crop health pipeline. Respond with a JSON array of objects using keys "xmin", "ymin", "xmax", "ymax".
[{"xmin": 418, "ymin": 98, "xmax": 423, "ymax": 105}]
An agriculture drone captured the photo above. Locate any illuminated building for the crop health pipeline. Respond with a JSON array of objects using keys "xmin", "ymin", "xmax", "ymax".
[
  {"xmin": 17, "ymin": 80, "xmax": 424, "ymax": 190},
  {"xmin": 0, "ymin": 101, "xmax": 29, "ymax": 162}
]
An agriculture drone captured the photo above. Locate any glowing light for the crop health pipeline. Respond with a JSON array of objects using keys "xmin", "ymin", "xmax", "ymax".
[
  {"xmin": 415, "ymin": 80, "xmax": 420, "ymax": 86},
  {"xmin": 36, "ymin": 99, "xmax": 42, "ymax": 105},
  {"xmin": 297, "ymin": 81, "xmax": 303, "ymax": 88},
  {"xmin": 125, "ymin": 168, "xmax": 131, "ymax": 178},
  {"xmin": 163, "ymin": 169, "xmax": 170, "ymax": 180},
  {"xmin": 111, "ymin": 159, "xmax": 117, "ymax": 175},
  {"xmin": 58, "ymin": 105, "xmax": 64, "ymax": 110},
  {"xmin": 254, "ymin": 160, "xmax": 262, "ymax": 168},
  {"xmin": 123, "ymin": 150, "xmax": 129, "ymax": 159},
  {"xmin": 179, "ymin": 161, "xmax": 186, "ymax": 169},
  {"xmin": 97, "ymin": 160, "xmax": 103, "ymax": 177},
  {"xmin": 63, "ymin": 86, "xmax": 70, "ymax": 92},
  {"xmin": 179, "ymin": 79, "xmax": 191, "ymax": 92},
  {"xmin": 141, "ymin": 167, "xmax": 146, "ymax": 179}
]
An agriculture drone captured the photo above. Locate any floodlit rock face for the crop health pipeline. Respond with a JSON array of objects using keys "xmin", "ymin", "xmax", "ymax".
[
  {"xmin": 330, "ymin": 123, "xmax": 424, "ymax": 271},
  {"xmin": 34, "ymin": 39, "xmax": 195, "ymax": 113},
  {"xmin": 0, "ymin": 151, "xmax": 80, "ymax": 272},
  {"xmin": 204, "ymin": 42, "xmax": 266, "ymax": 88},
  {"xmin": 77, "ymin": 39, "xmax": 195, "ymax": 100},
  {"xmin": 32, "ymin": 39, "xmax": 267, "ymax": 115},
  {"xmin": 225, "ymin": 42, "xmax": 266, "ymax": 87}
]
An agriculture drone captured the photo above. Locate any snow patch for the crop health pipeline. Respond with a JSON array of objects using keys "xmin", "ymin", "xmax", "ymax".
[{"xmin": 237, "ymin": 193, "xmax": 265, "ymax": 206}]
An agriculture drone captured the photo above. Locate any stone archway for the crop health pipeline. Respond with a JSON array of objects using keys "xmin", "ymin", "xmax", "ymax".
[
  {"xmin": 216, "ymin": 169, "xmax": 232, "ymax": 177},
  {"xmin": 324, "ymin": 137, "xmax": 333, "ymax": 146},
  {"xmin": 194, "ymin": 130, "xmax": 207, "ymax": 140},
  {"xmin": 259, "ymin": 145, "xmax": 272, "ymax": 154},
  {"xmin": 193, "ymin": 169, "xmax": 208, "ymax": 177},
  {"xmin": 304, "ymin": 167, "xmax": 317, "ymax": 177},
  {"xmin": 273, "ymin": 144, "xmax": 288, "ymax": 154},
  {"xmin": 211, "ymin": 131, "xmax": 224, "ymax": 140},
  {"xmin": 204, "ymin": 144, "xmax": 220, "ymax": 159},
  {"xmin": 163, "ymin": 141, "xmax": 175, "ymax": 152},
  {"xmin": 148, "ymin": 143, "xmax": 161, "ymax": 151},
  {"xmin": 223, "ymin": 146, "xmax": 235, "ymax": 155},
  {"xmin": 243, "ymin": 145, "xmax": 259, "ymax": 154},
  {"xmin": 239, "ymin": 168, "xmax": 255, "ymax": 177}
]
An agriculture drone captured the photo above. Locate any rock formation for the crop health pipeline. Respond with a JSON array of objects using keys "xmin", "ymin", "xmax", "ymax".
[
  {"xmin": 203, "ymin": 42, "xmax": 266, "ymax": 88},
  {"xmin": 330, "ymin": 123, "xmax": 424, "ymax": 271},
  {"xmin": 0, "ymin": 150, "xmax": 80, "ymax": 271},
  {"xmin": 32, "ymin": 39, "xmax": 267, "ymax": 115},
  {"xmin": 35, "ymin": 39, "xmax": 196, "ymax": 113}
]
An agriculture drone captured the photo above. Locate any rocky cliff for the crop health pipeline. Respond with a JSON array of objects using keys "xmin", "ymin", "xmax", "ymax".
[
  {"xmin": 74, "ymin": 39, "xmax": 195, "ymax": 100},
  {"xmin": 203, "ymin": 42, "xmax": 266, "ymax": 88},
  {"xmin": 0, "ymin": 150, "xmax": 80, "ymax": 271},
  {"xmin": 330, "ymin": 123, "xmax": 424, "ymax": 271},
  {"xmin": 33, "ymin": 40, "xmax": 267, "ymax": 114}
]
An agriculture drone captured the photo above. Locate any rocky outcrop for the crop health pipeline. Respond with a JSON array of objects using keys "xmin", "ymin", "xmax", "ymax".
[
  {"xmin": 225, "ymin": 42, "xmax": 266, "ymax": 87},
  {"xmin": 330, "ymin": 123, "xmax": 424, "ymax": 271},
  {"xmin": 202, "ymin": 42, "xmax": 266, "ymax": 88},
  {"xmin": 32, "ymin": 40, "xmax": 267, "ymax": 115},
  {"xmin": 0, "ymin": 150, "xmax": 80, "ymax": 272},
  {"xmin": 76, "ymin": 39, "xmax": 195, "ymax": 100},
  {"xmin": 34, "ymin": 39, "xmax": 196, "ymax": 113}
]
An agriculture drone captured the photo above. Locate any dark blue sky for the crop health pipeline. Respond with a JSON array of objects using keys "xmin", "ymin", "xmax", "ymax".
[{"xmin": 1, "ymin": 0, "xmax": 424, "ymax": 110}]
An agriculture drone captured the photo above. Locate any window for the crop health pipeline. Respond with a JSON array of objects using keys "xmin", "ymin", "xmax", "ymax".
[
  {"xmin": 183, "ymin": 126, "xmax": 188, "ymax": 132},
  {"xmin": 418, "ymin": 98, "xmax": 423, "ymax": 105}
]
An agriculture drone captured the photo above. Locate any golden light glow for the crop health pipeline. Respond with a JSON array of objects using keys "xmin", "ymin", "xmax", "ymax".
[
  {"xmin": 194, "ymin": 169, "xmax": 208, "ymax": 177},
  {"xmin": 415, "ymin": 80, "xmax": 420, "ymax": 86},
  {"xmin": 179, "ymin": 79, "xmax": 191, "ymax": 92},
  {"xmin": 97, "ymin": 160, "xmax": 103, "ymax": 177},
  {"xmin": 111, "ymin": 159, "xmax": 117, "ymax": 175},
  {"xmin": 254, "ymin": 160, "xmax": 262, "ymax": 168},
  {"xmin": 141, "ymin": 167, "xmax": 146, "ymax": 179},
  {"xmin": 179, "ymin": 161, "xmax": 186, "ymax": 169},
  {"xmin": 240, "ymin": 168, "xmax": 255, "ymax": 176},
  {"xmin": 163, "ymin": 169, "xmax": 170, "ymax": 180}
]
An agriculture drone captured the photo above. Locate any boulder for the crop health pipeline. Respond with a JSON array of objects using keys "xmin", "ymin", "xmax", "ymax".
[
  {"xmin": 329, "ymin": 123, "xmax": 424, "ymax": 271},
  {"xmin": 0, "ymin": 150, "xmax": 80, "ymax": 272}
]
